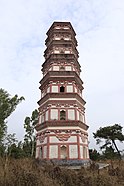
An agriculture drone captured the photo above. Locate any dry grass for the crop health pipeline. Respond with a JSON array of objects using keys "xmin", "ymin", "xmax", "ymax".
[{"xmin": 0, "ymin": 158, "xmax": 124, "ymax": 186}]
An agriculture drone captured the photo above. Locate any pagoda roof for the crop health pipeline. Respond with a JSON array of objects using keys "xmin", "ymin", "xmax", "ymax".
[{"xmin": 46, "ymin": 21, "xmax": 76, "ymax": 36}]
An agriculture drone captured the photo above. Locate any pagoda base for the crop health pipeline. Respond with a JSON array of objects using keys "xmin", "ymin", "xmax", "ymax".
[
  {"xmin": 36, "ymin": 159, "xmax": 90, "ymax": 167},
  {"xmin": 50, "ymin": 159, "xmax": 90, "ymax": 166}
]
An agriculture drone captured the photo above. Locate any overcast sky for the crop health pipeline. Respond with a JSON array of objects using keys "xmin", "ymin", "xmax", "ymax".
[{"xmin": 0, "ymin": 0, "xmax": 124, "ymax": 151}]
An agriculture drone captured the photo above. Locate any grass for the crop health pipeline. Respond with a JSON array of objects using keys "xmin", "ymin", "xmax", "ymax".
[{"xmin": 0, "ymin": 158, "xmax": 124, "ymax": 186}]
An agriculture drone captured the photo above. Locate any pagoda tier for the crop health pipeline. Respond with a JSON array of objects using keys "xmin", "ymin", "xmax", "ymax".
[
  {"xmin": 35, "ymin": 22, "xmax": 89, "ymax": 164},
  {"xmin": 42, "ymin": 54, "xmax": 81, "ymax": 69}
]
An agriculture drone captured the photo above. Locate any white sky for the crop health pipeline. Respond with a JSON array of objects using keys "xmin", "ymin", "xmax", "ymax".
[{"xmin": 0, "ymin": 0, "xmax": 124, "ymax": 151}]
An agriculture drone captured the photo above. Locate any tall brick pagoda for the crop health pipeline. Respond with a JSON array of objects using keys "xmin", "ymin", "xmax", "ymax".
[{"xmin": 35, "ymin": 22, "xmax": 89, "ymax": 164}]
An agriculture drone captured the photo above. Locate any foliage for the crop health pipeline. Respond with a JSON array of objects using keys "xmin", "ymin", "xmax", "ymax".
[
  {"xmin": 0, "ymin": 158, "xmax": 124, "ymax": 186},
  {"xmin": 0, "ymin": 144, "xmax": 5, "ymax": 157},
  {"xmin": 8, "ymin": 141, "xmax": 26, "ymax": 159},
  {"xmin": 93, "ymin": 124, "xmax": 124, "ymax": 158},
  {"xmin": 0, "ymin": 88, "xmax": 24, "ymax": 143},
  {"xmin": 24, "ymin": 109, "xmax": 38, "ymax": 157},
  {"xmin": 4, "ymin": 133, "xmax": 18, "ymax": 156},
  {"xmin": 103, "ymin": 146, "xmax": 119, "ymax": 160},
  {"xmin": 89, "ymin": 149, "xmax": 100, "ymax": 161}
]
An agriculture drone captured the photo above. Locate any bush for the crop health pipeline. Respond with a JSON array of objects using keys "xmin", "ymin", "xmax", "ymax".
[{"xmin": 0, "ymin": 158, "xmax": 124, "ymax": 186}]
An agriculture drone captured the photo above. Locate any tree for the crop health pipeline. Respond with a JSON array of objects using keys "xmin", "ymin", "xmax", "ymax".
[
  {"xmin": 24, "ymin": 109, "xmax": 38, "ymax": 157},
  {"xmin": 0, "ymin": 88, "xmax": 24, "ymax": 143},
  {"xmin": 89, "ymin": 149, "xmax": 100, "ymax": 161},
  {"xmin": 8, "ymin": 141, "xmax": 25, "ymax": 159},
  {"xmin": 4, "ymin": 133, "xmax": 18, "ymax": 156},
  {"xmin": 93, "ymin": 124, "xmax": 124, "ymax": 158},
  {"xmin": 103, "ymin": 146, "xmax": 119, "ymax": 160}
]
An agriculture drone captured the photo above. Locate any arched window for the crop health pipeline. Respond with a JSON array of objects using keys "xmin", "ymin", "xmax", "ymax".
[
  {"xmin": 60, "ymin": 66, "xmax": 65, "ymax": 71},
  {"xmin": 60, "ymin": 86, "xmax": 65, "ymax": 92},
  {"xmin": 60, "ymin": 110, "xmax": 66, "ymax": 120},
  {"xmin": 60, "ymin": 50, "xmax": 64, "ymax": 54}
]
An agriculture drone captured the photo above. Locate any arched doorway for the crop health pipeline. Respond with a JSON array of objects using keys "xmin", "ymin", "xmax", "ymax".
[{"xmin": 60, "ymin": 145, "xmax": 67, "ymax": 159}]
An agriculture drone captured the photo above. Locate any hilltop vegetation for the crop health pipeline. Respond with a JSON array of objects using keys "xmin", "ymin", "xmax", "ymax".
[{"xmin": 0, "ymin": 158, "xmax": 124, "ymax": 186}]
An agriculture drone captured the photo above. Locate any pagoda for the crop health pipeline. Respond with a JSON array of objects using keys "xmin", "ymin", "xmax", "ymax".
[{"xmin": 35, "ymin": 22, "xmax": 89, "ymax": 165}]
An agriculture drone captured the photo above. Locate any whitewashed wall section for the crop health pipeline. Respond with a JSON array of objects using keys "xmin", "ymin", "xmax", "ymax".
[
  {"xmin": 39, "ymin": 115, "xmax": 42, "ymax": 124},
  {"xmin": 51, "ymin": 86, "xmax": 58, "ymax": 92},
  {"xmin": 77, "ymin": 110, "xmax": 79, "ymax": 120},
  {"xmin": 86, "ymin": 147, "xmax": 89, "ymax": 159},
  {"xmin": 69, "ymin": 145, "xmax": 78, "ymax": 158},
  {"xmin": 79, "ymin": 113, "xmax": 83, "ymax": 122},
  {"xmin": 43, "ymin": 146, "xmax": 47, "ymax": 158},
  {"xmin": 74, "ymin": 87, "xmax": 77, "ymax": 93},
  {"xmin": 54, "ymin": 50, "xmax": 60, "ymax": 54},
  {"xmin": 80, "ymin": 145, "xmax": 83, "ymax": 159},
  {"xmin": 35, "ymin": 147, "xmax": 39, "ymax": 158},
  {"xmin": 45, "ymin": 110, "xmax": 49, "ymax": 121},
  {"xmin": 66, "ymin": 85, "xmax": 73, "ymax": 92},
  {"xmin": 49, "ymin": 136, "xmax": 60, "ymax": 143},
  {"xmin": 49, "ymin": 145, "xmax": 58, "ymax": 158},
  {"xmin": 47, "ymin": 86, "xmax": 50, "ymax": 93},
  {"xmin": 65, "ymin": 50, "xmax": 71, "ymax": 54},
  {"xmin": 76, "ymin": 110, "xmax": 85, "ymax": 122},
  {"xmin": 67, "ymin": 135, "xmax": 77, "ymax": 142},
  {"xmin": 51, "ymin": 109, "xmax": 58, "ymax": 120},
  {"xmin": 65, "ymin": 66, "xmax": 72, "ymax": 71},
  {"xmin": 54, "ymin": 37, "xmax": 60, "ymax": 40},
  {"xmin": 53, "ymin": 66, "xmax": 59, "ymax": 71},
  {"xmin": 40, "ymin": 114, "xmax": 44, "ymax": 123},
  {"xmin": 80, "ymin": 146, "xmax": 89, "ymax": 159},
  {"xmin": 39, "ymin": 113, "xmax": 45, "ymax": 124},
  {"xmin": 83, "ymin": 146, "xmax": 87, "ymax": 159},
  {"xmin": 68, "ymin": 109, "xmax": 75, "ymax": 120}
]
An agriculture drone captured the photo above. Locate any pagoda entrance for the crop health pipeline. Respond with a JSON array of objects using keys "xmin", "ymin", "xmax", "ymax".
[{"xmin": 60, "ymin": 145, "xmax": 67, "ymax": 159}]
